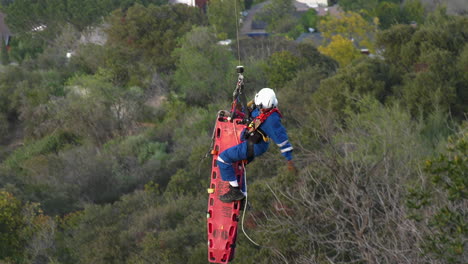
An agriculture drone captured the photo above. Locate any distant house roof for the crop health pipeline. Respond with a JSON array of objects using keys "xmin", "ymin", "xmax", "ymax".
[
  {"xmin": 246, "ymin": 32, "xmax": 269, "ymax": 38},
  {"xmin": 315, "ymin": 5, "xmax": 341, "ymax": 17},
  {"xmin": 0, "ymin": 12, "xmax": 11, "ymax": 45},
  {"xmin": 295, "ymin": 32, "xmax": 324, "ymax": 46},
  {"xmin": 294, "ymin": 1, "xmax": 311, "ymax": 12}
]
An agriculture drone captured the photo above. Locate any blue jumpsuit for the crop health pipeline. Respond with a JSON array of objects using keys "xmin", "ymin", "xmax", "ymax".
[{"xmin": 216, "ymin": 108, "xmax": 293, "ymax": 192}]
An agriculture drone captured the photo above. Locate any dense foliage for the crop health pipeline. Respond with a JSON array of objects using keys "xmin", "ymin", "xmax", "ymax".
[{"xmin": 0, "ymin": 1, "xmax": 466, "ymax": 264}]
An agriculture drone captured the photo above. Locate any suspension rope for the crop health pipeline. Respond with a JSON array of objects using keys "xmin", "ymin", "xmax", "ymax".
[
  {"xmin": 231, "ymin": 119, "xmax": 261, "ymax": 247},
  {"xmin": 240, "ymin": 167, "xmax": 262, "ymax": 247}
]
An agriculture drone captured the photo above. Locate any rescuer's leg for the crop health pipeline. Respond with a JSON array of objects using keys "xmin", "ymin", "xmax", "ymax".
[{"xmin": 217, "ymin": 143, "xmax": 248, "ymax": 203}]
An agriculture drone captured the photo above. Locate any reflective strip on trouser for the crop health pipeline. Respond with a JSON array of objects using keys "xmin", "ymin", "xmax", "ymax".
[
  {"xmin": 277, "ymin": 140, "xmax": 289, "ymax": 147},
  {"xmin": 216, "ymin": 156, "xmax": 229, "ymax": 165},
  {"xmin": 280, "ymin": 146, "xmax": 293, "ymax": 153}
]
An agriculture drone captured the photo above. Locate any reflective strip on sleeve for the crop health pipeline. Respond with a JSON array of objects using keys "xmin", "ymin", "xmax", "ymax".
[
  {"xmin": 280, "ymin": 147, "xmax": 293, "ymax": 153},
  {"xmin": 277, "ymin": 140, "xmax": 289, "ymax": 147}
]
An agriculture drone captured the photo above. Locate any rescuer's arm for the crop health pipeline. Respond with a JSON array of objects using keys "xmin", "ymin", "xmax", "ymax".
[{"xmin": 262, "ymin": 113, "xmax": 293, "ymax": 161}]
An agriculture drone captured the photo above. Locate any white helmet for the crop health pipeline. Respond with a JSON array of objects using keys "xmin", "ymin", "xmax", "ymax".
[{"xmin": 254, "ymin": 88, "xmax": 278, "ymax": 109}]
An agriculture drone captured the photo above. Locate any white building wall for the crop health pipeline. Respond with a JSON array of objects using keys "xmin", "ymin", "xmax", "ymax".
[
  {"xmin": 171, "ymin": 0, "xmax": 196, "ymax": 6},
  {"xmin": 296, "ymin": 0, "xmax": 328, "ymax": 8}
]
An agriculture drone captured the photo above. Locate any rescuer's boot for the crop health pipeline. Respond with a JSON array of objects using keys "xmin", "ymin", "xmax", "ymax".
[{"xmin": 220, "ymin": 185, "xmax": 245, "ymax": 203}]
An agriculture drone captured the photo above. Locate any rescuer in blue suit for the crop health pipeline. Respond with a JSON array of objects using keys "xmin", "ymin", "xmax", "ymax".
[{"xmin": 217, "ymin": 88, "xmax": 295, "ymax": 203}]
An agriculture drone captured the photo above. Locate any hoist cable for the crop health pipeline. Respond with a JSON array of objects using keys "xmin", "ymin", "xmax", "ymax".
[
  {"xmin": 232, "ymin": 0, "xmax": 261, "ymax": 248},
  {"xmin": 233, "ymin": 0, "xmax": 241, "ymax": 65},
  {"xmin": 230, "ymin": 0, "xmax": 286, "ymax": 255}
]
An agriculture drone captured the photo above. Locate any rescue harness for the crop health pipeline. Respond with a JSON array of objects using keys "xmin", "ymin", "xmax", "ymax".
[{"xmin": 245, "ymin": 107, "xmax": 282, "ymax": 162}]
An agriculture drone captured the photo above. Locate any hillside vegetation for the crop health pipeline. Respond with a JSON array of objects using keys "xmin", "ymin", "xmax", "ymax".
[{"xmin": 0, "ymin": 0, "xmax": 466, "ymax": 263}]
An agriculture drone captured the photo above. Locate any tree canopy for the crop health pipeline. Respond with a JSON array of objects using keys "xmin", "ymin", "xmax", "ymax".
[
  {"xmin": 0, "ymin": 1, "xmax": 466, "ymax": 263},
  {"xmin": 106, "ymin": 3, "xmax": 206, "ymax": 73},
  {"xmin": 207, "ymin": 0, "xmax": 243, "ymax": 39}
]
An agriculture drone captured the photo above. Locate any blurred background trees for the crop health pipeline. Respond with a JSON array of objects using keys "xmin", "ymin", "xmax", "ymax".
[
  {"xmin": 173, "ymin": 26, "xmax": 236, "ymax": 105},
  {"xmin": 207, "ymin": 0, "xmax": 243, "ymax": 39},
  {"xmin": 407, "ymin": 126, "xmax": 467, "ymax": 263},
  {"xmin": 0, "ymin": 0, "xmax": 466, "ymax": 263}
]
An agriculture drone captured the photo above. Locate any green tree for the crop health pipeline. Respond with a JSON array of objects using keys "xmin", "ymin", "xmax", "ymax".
[
  {"xmin": 0, "ymin": 113, "xmax": 8, "ymax": 142},
  {"xmin": 253, "ymin": 41, "xmax": 336, "ymax": 90},
  {"xmin": 59, "ymin": 71, "xmax": 144, "ymax": 142},
  {"xmin": 318, "ymin": 34, "xmax": 361, "ymax": 67},
  {"xmin": 375, "ymin": 24, "xmax": 416, "ymax": 70},
  {"xmin": 338, "ymin": 0, "xmax": 380, "ymax": 12},
  {"xmin": 106, "ymin": 3, "xmax": 206, "ymax": 73},
  {"xmin": 318, "ymin": 11, "xmax": 378, "ymax": 51},
  {"xmin": 0, "ymin": 191, "xmax": 49, "ymax": 263},
  {"xmin": 2, "ymin": 131, "xmax": 80, "ymax": 171},
  {"xmin": 2, "ymin": 0, "xmax": 66, "ymax": 33},
  {"xmin": 256, "ymin": 0, "xmax": 295, "ymax": 32},
  {"xmin": 244, "ymin": 0, "xmax": 253, "ymax": 9},
  {"xmin": 207, "ymin": 0, "xmax": 243, "ymax": 39},
  {"xmin": 6, "ymin": 33, "xmax": 45, "ymax": 62},
  {"xmin": 377, "ymin": 13, "xmax": 468, "ymax": 118},
  {"xmin": 279, "ymin": 65, "xmax": 333, "ymax": 119},
  {"xmin": 14, "ymin": 68, "xmax": 144, "ymax": 143},
  {"xmin": 264, "ymin": 50, "xmax": 300, "ymax": 88},
  {"xmin": 375, "ymin": 1, "xmax": 403, "ymax": 29},
  {"xmin": 0, "ymin": 0, "xmax": 14, "ymax": 7},
  {"xmin": 55, "ymin": 190, "xmax": 206, "ymax": 264},
  {"xmin": 338, "ymin": 0, "xmax": 400, "ymax": 14},
  {"xmin": 1, "ymin": 129, "xmax": 166, "ymax": 215},
  {"xmin": 1, "ymin": 0, "xmax": 170, "ymax": 63},
  {"xmin": 2, "ymin": 0, "xmax": 168, "ymax": 33},
  {"xmin": 0, "ymin": 66, "xmax": 21, "ymax": 127},
  {"xmin": 396, "ymin": 48, "xmax": 458, "ymax": 117},
  {"xmin": 334, "ymin": 0, "xmax": 424, "ymax": 29},
  {"xmin": 239, "ymin": 97, "xmax": 438, "ymax": 263},
  {"xmin": 300, "ymin": 8, "xmax": 319, "ymax": 31},
  {"xmin": 173, "ymin": 27, "xmax": 236, "ymax": 105},
  {"xmin": 69, "ymin": 44, "xmax": 108, "ymax": 75},
  {"xmin": 296, "ymin": 41, "xmax": 338, "ymax": 73},
  {"xmin": 274, "ymin": 14, "xmax": 302, "ymax": 37},
  {"xmin": 377, "ymin": 8, "xmax": 467, "ymax": 70},
  {"xmin": 0, "ymin": 191, "xmax": 25, "ymax": 262},
  {"xmin": 0, "ymin": 66, "xmax": 66, "ymax": 138},
  {"xmin": 312, "ymin": 58, "xmax": 399, "ymax": 119},
  {"xmin": 407, "ymin": 125, "xmax": 467, "ymax": 263},
  {"xmin": 375, "ymin": 0, "xmax": 425, "ymax": 29},
  {"xmin": 457, "ymin": 44, "xmax": 468, "ymax": 101},
  {"xmin": 1, "ymin": 37, "xmax": 9, "ymax": 65},
  {"xmin": 401, "ymin": 0, "xmax": 425, "ymax": 25}
]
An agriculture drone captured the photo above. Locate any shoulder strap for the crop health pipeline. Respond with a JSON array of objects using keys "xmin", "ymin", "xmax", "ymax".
[
  {"xmin": 258, "ymin": 108, "xmax": 282, "ymax": 121},
  {"xmin": 248, "ymin": 108, "xmax": 282, "ymax": 131}
]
